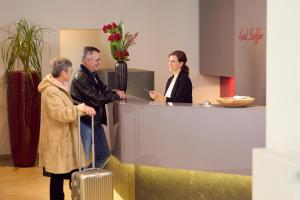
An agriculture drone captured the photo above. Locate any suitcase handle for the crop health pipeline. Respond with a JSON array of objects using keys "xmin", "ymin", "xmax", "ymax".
[{"xmin": 78, "ymin": 112, "xmax": 95, "ymax": 172}]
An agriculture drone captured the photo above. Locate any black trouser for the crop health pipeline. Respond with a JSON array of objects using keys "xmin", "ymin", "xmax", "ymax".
[
  {"xmin": 50, "ymin": 173, "xmax": 66, "ymax": 200},
  {"xmin": 49, "ymin": 170, "xmax": 77, "ymax": 200}
]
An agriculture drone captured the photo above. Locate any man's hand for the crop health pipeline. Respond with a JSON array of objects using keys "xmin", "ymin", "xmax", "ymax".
[{"xmin": 116, "ymin": 90, "xmax": 126, "ymax": 99}]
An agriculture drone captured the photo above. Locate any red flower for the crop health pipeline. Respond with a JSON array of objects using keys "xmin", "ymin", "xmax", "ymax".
[
  {"xmin": 102, "ymin": 21, "xmax": 138, "ymax": 61},
  {"xmin": 111, "ymin": 22, "xmax": 117, "ymax": 29},
  {"xmin": 108, "ymin": 34, "xmax": 113, "ymax": 41},
  {"xmin": 108, "ymin": 33, "xmax": 122, "ymax": 41},
  {"xmin": 115, "ymin": 50, "xmax": 121, "ymax": 58},
  {"xmin": 102, "ymin": 25, "xmax": 108, "ymax": 33},
  {"xmin": 124, "ymin": 50, "xmax": 129, "ymax": 57},
  {"xmin": 113, "ymin": 33, "xmax": 121, "ymax": 41},
  {"xmin": 107, "ymin": 24, "xmax": 113, "ymax": 30},
  {"xmin": 115, "ymin": 50, "xmax": 125, "ymax": 60}
]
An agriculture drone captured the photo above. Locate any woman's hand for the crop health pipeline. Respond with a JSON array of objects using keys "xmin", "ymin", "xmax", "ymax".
[
  {"xmin": 84, "ymin": 105, "xmax": 96, "ymax": 116},
  {"xmin": 149, "ymin": 91, "xmax": 167, "ymax": 102},
  {"xmin": 149, "ymin": 91, "xmax": 159, "ymax": 99}
]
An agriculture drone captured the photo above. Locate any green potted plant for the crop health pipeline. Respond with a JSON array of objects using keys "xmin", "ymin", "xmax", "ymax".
[{"xmin": 1, "ymin": 18, "xmax": 47, "ymax": 167}]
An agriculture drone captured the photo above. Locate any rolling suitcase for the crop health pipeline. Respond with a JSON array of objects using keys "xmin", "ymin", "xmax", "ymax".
[{"xmin": 71, "ymin": 115, "xmax": 113, "ymax": 200}]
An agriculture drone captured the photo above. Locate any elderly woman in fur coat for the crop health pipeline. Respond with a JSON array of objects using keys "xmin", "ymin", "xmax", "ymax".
[{"xmin": 38, "ymin": 57, "xmax": 95, "ymax": 200}]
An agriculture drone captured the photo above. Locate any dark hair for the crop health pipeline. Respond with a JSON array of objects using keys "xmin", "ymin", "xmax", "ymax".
[
  {"xmin": 51, "ymin": 57, "xmax": 72, "ymax": 78},
  {"xmin": 169, "ymin": 50, "xmax": 189, "ymax": 75},
  {"xmin": 81, "ymin": 46, "xmax": 100, "ymax": 62}
]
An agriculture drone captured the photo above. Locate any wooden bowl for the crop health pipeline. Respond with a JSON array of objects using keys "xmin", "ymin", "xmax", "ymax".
[{"xmin": 217, "ymin": 97, "xmax": 255, "ymax": 107}]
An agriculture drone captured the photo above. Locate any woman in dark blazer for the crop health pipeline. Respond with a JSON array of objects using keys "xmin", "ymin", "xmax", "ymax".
[{"xmin": 149, "ymin": 50, "xmax": 193, "ymax": 103}]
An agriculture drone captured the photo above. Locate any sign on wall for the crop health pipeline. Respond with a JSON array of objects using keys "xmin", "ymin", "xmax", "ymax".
[{"xmin": 239, "ymin": 27, "xmax": 264, "ymax": 44}]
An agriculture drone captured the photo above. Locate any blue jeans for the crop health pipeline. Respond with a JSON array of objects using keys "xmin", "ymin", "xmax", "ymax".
[{"xmin": 80, "ymin": 122, "xmax": 110, "ymax": 168}]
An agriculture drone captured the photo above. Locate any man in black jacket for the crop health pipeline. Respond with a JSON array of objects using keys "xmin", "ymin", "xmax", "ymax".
[{"xmin": 71, "ymin": 46, "xmax": 125, "ymax": 168}]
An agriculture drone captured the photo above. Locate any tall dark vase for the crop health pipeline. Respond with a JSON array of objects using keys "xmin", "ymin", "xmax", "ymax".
[
  {"xmin": 115, "ymin": 61, "xmax": 128, "ymax": 92},
  {"xmin": 7, "ymin": 71, "xmax": 41, "ymax": 167}
]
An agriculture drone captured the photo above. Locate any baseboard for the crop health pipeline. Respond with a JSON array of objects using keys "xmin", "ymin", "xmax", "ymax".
[
  {"xmin": 0, "ymin": 154, "xmax": 39, "ymax": 167},
  {"xmin": 0, "ymin": 154, "xmax": 11, "ymax": 159},
  {"xmin": 0, "ymin": 154, "xmax": 13, "ymax": 166}
]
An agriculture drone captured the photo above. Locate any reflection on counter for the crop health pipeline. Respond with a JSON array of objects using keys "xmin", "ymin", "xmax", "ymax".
[{"xmin": 107, "ymin": 156, "xmax": 251, "ymax": 200}]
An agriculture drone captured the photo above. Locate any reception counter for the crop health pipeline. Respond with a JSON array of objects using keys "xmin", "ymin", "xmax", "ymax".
[{"xmin": 106, "ymin": 97, "xmax": 265, "ymax": 175}]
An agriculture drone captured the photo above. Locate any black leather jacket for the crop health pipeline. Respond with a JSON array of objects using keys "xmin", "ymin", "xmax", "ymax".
[{"xmin": 70, "ymin": 64, "xmax": 120, "ymax": 127}]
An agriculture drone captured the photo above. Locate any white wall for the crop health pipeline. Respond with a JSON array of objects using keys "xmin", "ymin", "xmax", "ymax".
[
  {"xmin": 253, "ymin": 1, "xmax": 300, "ymax": 199},
  {"xmin": 0, "ymin": 78, "xmax": 9, "ymax": 154},
  {"xmin": 60, "ymin": 29, "xmax": 114, "ymax": 88},
  {"xmin": 266, "ymin": 0, "xmax": 300, "ymax": 155},
  {"xmin": 0, "ymin": 0, "xmax": 219, "ymax": 154}
]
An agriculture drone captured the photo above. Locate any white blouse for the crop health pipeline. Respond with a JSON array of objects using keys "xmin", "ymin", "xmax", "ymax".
[{"xmin": 165, "ymin": 74, "xmax": 178, "ymax": 98}]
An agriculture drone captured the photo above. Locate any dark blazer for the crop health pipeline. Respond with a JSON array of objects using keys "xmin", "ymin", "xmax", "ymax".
[
  {"xmin": 70, "ymin": 64, "xmax": 120, "ymax": 126},
  {"xmin": 164, "ymin": 71, "xmax": 192, "ymax": 103}
]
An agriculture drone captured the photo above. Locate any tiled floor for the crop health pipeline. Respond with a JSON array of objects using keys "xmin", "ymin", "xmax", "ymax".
[{"xmin": 0, "ymin": 156, "xmax": 122, "ymax": 200}]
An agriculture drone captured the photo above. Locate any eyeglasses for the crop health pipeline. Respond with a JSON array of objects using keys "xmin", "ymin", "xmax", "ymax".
[
  {"xmin": 65, "ymin": 67, "xmax": 73, "ymax": 73},
  {"xmin": 88, "ymin": 58, "xmax": 101, "ymax": 62}
]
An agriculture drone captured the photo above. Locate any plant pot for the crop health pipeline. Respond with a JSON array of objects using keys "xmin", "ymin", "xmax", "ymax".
[
  {"xmin": 115, "ymin": 61, "xmax": 128, "ymax": 92},
  {"xmin": 7, "ymin": 71, "xmax": 41, "ymax": 167}
]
